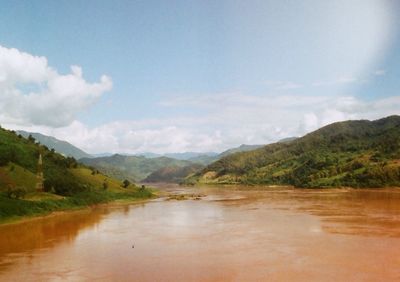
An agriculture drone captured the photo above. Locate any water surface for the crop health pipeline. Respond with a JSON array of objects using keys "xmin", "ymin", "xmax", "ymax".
[{"xmin": 1, "ymin": 185, "xmax": 400, "ymax": 281}]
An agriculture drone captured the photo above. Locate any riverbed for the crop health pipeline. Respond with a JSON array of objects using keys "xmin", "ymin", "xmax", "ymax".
[{"xmin": 1, "ymin": 185, "xmax": 400, "ymax": 281}]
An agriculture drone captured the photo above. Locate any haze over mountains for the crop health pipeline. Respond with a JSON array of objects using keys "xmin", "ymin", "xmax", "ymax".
[
  {"xmin": 3, "ymin": 116, "xmax": 400, "ymax": 187},
  {"xmin": 79, "ymin": 155, "xmax": 194, "ymax": 182},
  {"xmin": 17, "ymin": 130, "xmax": 284, "ymax": 182},
  {"xmin": 77, "ymin": 143, "xmax": 282, "ymax": 182},
  {"xmin": 17, "ymin": 116, "xmax": 400, "ymax": 188}
]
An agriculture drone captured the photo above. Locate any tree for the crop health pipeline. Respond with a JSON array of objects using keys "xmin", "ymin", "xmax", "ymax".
[
  {"xmin": 28, "ymin": 134, "xmax": 36, "ymax": 143},
  {"xmin": 6, "ymin": 186, "xmax": 27, "ymax": 199},
  {"xmin": 122, "ymin": 179, "xmax": 130, "ymax": 188}
]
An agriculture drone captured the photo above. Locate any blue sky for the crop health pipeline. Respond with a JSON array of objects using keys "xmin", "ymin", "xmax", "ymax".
[{"xmin": 0, "ymin": 0, "xmax": 400, "ymax": 153}]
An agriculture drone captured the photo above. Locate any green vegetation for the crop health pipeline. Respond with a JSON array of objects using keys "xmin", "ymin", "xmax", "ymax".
[
  {"xmin": 17, "ymin": 130, "xmax": 92, "ymax": 159},
  {"xmin": 80, "ymin": 154, "xmax": 194, "ymax": 181},
  {"xmin": 0, "ymin": 127, "xmax": 154, "ymax": 223},
  {"xmin": 143, "ymin": 164, "xmax": 204, "ymax": 183},
  {"xmin": 189, "ymin": 116, "xmax": 400, "ymax": 188},
  {"xmin": 187, "ymin": 144, "xmax": 270, "ymax": 165},
  {"xmin": 218, "ymin": 144, "xmax": 264, "ymax": 158},
  {"xmin": 122, "ymin": 179, "xmax": 131, "ymax": 188},
  {"xmin": 0, "ymin": 189, "xmax": 153, "ymax": 223}
]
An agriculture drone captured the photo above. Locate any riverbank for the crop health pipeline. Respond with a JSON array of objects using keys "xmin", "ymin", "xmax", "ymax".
[{"xmin": 0, "ymin": 188, "xmax": 156, "ymax": 225}]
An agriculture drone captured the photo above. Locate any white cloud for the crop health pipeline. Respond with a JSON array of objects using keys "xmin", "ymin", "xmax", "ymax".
[
  {"xmin": 0, "ymin": 45, "xmax": 112, "ymax": 127},
  {"xmin": 12, "ymin": 120, "xmax": 223, "ymax": 154},
  {"xmin": 10, "ymin": 93, "xmax": 400, "ymax": 154}
]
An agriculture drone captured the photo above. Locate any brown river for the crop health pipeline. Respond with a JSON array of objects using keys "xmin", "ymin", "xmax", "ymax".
[{"xmin": 1, "ymin": 185, "xmax": 400, "ymax": 281}]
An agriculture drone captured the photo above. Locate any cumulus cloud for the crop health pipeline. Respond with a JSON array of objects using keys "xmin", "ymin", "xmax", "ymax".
[
  {"xmin": 11, "ymin": 92, "xmax": 400, "ymax": 154},
  {"xmin": 0, "ymin": 45, "xmax": 112, "ymax": 127},
  {"xmin": 14, "ymin": 120, "xmax": 223, "ymax": 154}
]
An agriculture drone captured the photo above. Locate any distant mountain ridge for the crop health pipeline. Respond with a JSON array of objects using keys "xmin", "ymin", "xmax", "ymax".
[
  {"xmin": 186, "ymin": 141, "xmax": 296, "ymax": 165},
  {"xmin": 81, "ymin": 143, "xmax": 283, "ymax": 183},
  {"xmin": 15, "ymin": 130, "xmax": 300, "ymax": 183},
  {"xmin": 134, "ymin": 152, "xmax": 218, "ymax": 160},
  {"xmin": 188, "ymin": 116, "xmax": 400, "ymax": 188},
  {"xmin": 219, "ymin": 144, "xmax": 264, "ymax": 157},
  {"xmin": 79, "ymin": 154, "xmax": 193, "ymax": 182},
  {"xmin": 17, "ymin": 131, "xmax": 92, "ymax": 160},
  {"xmin": 143, "ymin": 163, "xmax": 204, "ymax": 183}
]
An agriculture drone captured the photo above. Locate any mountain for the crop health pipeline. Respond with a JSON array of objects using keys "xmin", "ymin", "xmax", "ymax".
[
  {"xmin": 188, "ymin": 154, "xmax": 219, "ymax": 165},
  {"xmin": 164, "ymin": 152, "xmax": 218, "ymax": 160},
  {"xmin": 82, "ymin": 140, "xmax": 297, "ymax": 183},
  {"xmin": 189, "ymin": 116, "xmax": 400, "ymax": 188},
  {"xmin": 143, "ymin": 163, "xmax": 204, "ymax": 183},
  {"xmin": 134, "ymin": 152, "xmax": 162, "ymax": 158},
  {"xmin": 218, "ymin": 144, "xmax": 264, "ymax": 158},
  {"xmin": 79, "ymin": 154, "xmax": 194, "ymax": 182},
  {"xmin": 187, "ymin": 144, "xmax": 266, "ymax": 165},
  {"xmin": 141, "ymin": 146, "xmax": 269, "ymax": 182},
  {"xmin": 91, "ymin": 153, "xmax": 114, "ymax": 158},
  {"xmin": 132, "ymin": 152, "xmax": 218, "ymax": 160},
  {"xmin": 277, "ymin": 137, "xmax": 298, "ymax": 143},
  {"xmin": 17, "ymin": 131, "xmax": 92, "ymax": 160}
]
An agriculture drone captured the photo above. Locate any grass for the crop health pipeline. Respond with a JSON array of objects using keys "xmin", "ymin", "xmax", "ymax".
[
  {"xmin": 70, "ymin": 167, "xmax": 128, "ymax": 192},
  {"xmin": 0, "ymin": 188, "xmax": 154, "ymax": 224},
  {"xmin": 0, "ymin": 129, "xmax": 156, "ymax": 224},
  {"xmin": 0, "ymin": 165, "xmax": 155, "ymax": 224},
  {"xmin": 0, "ymin": 163, "xmax": 37, "ymax": 191}
]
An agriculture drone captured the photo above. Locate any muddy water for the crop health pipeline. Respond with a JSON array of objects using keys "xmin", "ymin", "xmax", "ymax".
[{"xmin": 1, "ymin": 185, "xmax": 400, "ymax": 281}]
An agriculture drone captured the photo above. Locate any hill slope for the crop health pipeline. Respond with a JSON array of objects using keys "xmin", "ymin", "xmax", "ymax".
[
  {"xmin": 190, "ymin": 116, "xmax": 400, "ymax": 188},
  {"xmin": 143, "ymin": 164, "xmax": 204, "ymax": 183},
  {"xmin": 219, "ymin": 144, "xmax": 264, "ymax": 158},
  {"xmin": 0, "ymin": 127, "xmax": 153, "ymax": 223},
  {"xmin": 17, "ymin": 130, "xmax": 92, "ymax": 159},
  {"xmin": 0, "ymin": 128, "xmax": 130, "ymax": 195},
  {"xmin": 187, "ymin": 144, "xmax": 266, "ymax": 165},
  {"xmin": 80, "ymin": 154, "xmax": 193, "ymax": 182}
]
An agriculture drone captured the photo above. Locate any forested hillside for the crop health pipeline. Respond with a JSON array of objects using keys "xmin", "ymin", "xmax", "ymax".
[
  {"xmin": 0, "ymin": 128, "xmax": 85, "ymax": 195},
  {"xmin": 0, "ymin": 127, "xmax": 152, "ymax": 222},
  {"xmin": 80, "ymin": 154, "xmax": 193, "ymax": 182},
  {"xmin": 189, "ymin": 116, "xmax": 400, "ymax": 188},
  {"xmin": 143, "ymin": 164, "xmax": 203, "ymax": 183}
]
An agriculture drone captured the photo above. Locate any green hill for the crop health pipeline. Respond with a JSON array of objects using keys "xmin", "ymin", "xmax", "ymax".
[
  {"xmin": 218, "ymin": 144, "xmax": 264, "ymax": 158},
  {"xmin": 189, "ymin": 116, "xmax": 400, "ymax": 188},
  {"xmin": 143, "ymin": 163, "xmax": 204, "ymax": 183},
  {"xmin": 17, "ymin": 130, "xmax": 92, "ymax": 159},
  {"xmin": 187, "ymin": 141, "xmax": 296, "ymax": 165},
  {"xmin": 0, "ymin": 127, "xmax": 152, "ymax": 223},
  {"xmin": 80, "ymin": 154, "xmax": 194, "ymax": 182}
]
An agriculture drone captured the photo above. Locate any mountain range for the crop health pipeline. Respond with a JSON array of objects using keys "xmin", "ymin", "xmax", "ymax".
[
  {"xmin": 4, "ymin": 116, "xmax": 400, "ymax": 188},
  {"xmin": 78, "ymin": 142, "xmax": 292, "ymax": 182},
  {"xmin": 79, "ymin": 154, "xmax": 194, "ymax": 182},
  {"xmin": 188, "ymin": 116, "xmax": 400, "ymax": 188}
]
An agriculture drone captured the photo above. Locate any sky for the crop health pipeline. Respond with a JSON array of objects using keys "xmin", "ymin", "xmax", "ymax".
[{"xmin": 0, "ymin": 0, "xmax": 400, "ymax": 154}]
